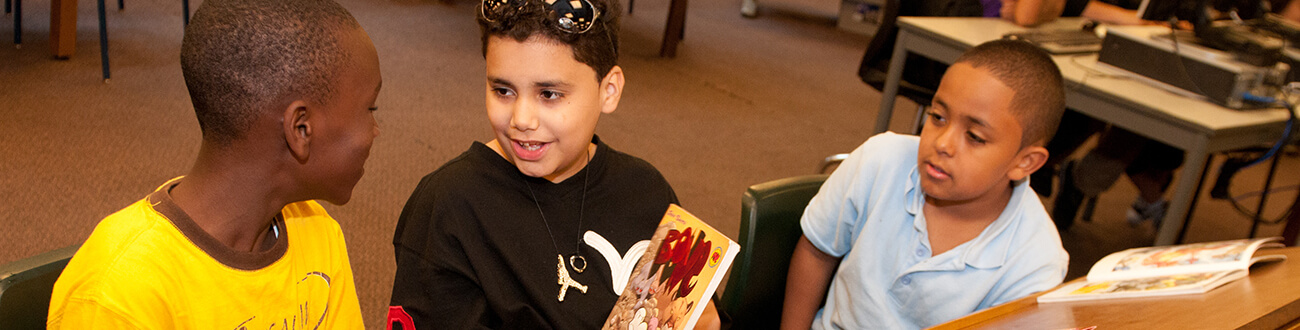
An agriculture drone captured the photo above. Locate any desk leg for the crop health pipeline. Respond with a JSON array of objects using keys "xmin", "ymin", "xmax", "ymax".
[
  {"xmin": 1282, "ymin": 184, "xmax": 1300, "ymax": 246},
  {"xmin": 50, "ymin": 0, "xmax": 76, "ymax": 58},
  {"xmin": 1156, "ymin": 142, "xmax": 1208, "ymax": 245},
  {"xmin": 658, "ymin": 0, "xmax": 687, "ymax": 57},
  {"xmin": 874, "ymin": 32, "xmax": 909, "ymax": 135}
]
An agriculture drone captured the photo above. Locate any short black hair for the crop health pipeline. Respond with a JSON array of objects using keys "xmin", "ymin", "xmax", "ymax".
[
  {"xmin": 181, "ymin": 0, "xmax": 362, "ymax": 145},
  {"xmin": 954, "ymin": 39, "xmax": 1065, "ymax": 148},
  {"xmin": 477, "ymin": 0, "xmax": 621, "ymax": 81}
]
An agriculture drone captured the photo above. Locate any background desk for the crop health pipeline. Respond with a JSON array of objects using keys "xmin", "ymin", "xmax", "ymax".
[
  {"xmin": 874, "ymin": 17, "xmax": 1296, "ymax": 245},
  {"xmin": 49, "ymin": 0, "xmax": 76, "ymax": 58},
  {"xmin": 930, "ymin": 246, "xmax": 1300, "ymax": 329}
]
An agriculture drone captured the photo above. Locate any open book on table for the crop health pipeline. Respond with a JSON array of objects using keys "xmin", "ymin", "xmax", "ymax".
[
  {"xmin": 1037, "ymin": 237, "xmax": 1286, "ymax": 303},
  {"xmin": 602, "ymin": 204, "xmax": 739, "ymax": 330}
]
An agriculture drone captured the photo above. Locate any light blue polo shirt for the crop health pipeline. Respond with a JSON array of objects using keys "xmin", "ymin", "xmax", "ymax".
[{"xmin": 802, "ymin": 132, "xmax": 1068, "ymax": 330}]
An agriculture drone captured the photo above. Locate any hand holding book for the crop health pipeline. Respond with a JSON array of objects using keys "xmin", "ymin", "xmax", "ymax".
[{"xmin": 602, "ymin": 205, "xmax": 738, "ymax": 330}]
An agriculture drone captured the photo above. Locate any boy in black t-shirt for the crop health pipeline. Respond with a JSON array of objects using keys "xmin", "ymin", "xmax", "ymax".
[{"xmin": 387, "ymin": 0, "xmax": 719, "ymax": 328}]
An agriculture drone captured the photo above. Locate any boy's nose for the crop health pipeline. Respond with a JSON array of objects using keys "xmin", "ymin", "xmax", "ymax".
[
  {"xmin": 934, "ymin": 127, "xmax": 956, "ymax": 156},
  {"xmin": 510, "ymin": 101, "xmax": 539, "ymax": 132}
]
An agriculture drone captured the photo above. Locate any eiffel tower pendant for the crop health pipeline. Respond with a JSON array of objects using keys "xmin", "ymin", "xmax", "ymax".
[{"xmin": 556, "ymin": 254, "xmax": 588, "ymax": 302}]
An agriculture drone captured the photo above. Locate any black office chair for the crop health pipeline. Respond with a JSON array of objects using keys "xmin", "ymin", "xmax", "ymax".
[
  {"xmin": 859, "ymin": 0, "xmax": 938, "ymax": 134},
  {"xmin": 0, "ymin": 244, "xmax": 80, "ymax": 330},
  {"xmin": 859, "ymin": 0, "xmax": 987, "ymax": 134},
  {"xmin": 718, "ymin": 174, "xmax": 828, "ymax": 330}
]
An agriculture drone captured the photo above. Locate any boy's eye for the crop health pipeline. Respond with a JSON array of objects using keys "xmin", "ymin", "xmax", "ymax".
[
  {"xmin": 368, "ymin": 106, "xmax": 379, "ymax": 112},
  {"xmin": 927, "ymin": 112, "xmax": 946, "ymax": 125},
  {"xmin": 967, "ymin": 132, "xmax": 987, "ymax": 144},
  {"xmin": 540, "ymin": 90, "xmax": 563, "ymax": 100},
  {"xmin": 492, "ymin": 87, "xmax": 515, "ymax": 97}
]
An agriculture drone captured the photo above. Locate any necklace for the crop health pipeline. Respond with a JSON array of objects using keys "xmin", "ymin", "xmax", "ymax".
[{"xmin": 523, "ymin": 148, "xmax": 591, "ymax": 302}]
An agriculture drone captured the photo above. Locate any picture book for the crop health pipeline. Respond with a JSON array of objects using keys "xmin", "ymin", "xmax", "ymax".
[
  {"xmin": 1038, "ymin": 237, "xmax": 1286, "ymax": 303},
  {"xmin": 602, "ymin": 204, "xmax": 739, "ymax": 330}
]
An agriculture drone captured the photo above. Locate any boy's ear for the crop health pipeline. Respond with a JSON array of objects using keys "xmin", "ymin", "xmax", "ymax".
[
  {"xmin": 1006, "ymin": 145, "xmax": 1048, "ymax": 182},
  {"xmin": 599, "ymin": 65, "xmax": 624, "ymax": 115},
  {"xmin": 283, "ymin": 100, "xmax": 312, "ymax": 164}
]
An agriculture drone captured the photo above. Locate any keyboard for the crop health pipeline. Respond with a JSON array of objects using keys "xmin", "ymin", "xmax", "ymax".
[{"xmin": 1004, "ymin": 30, "xmax": 1104, "ymax": 54}]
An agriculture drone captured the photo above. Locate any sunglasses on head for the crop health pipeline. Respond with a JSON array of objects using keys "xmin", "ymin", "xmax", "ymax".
[{"xmin": 481, "ymin": 0, "xmax": 602, "ymax": 34}]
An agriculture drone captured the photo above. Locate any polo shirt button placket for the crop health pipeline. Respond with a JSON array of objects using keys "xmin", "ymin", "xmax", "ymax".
[{"xmin": 901, "ymin": 276, "xmax": 912, "ymax": 285}]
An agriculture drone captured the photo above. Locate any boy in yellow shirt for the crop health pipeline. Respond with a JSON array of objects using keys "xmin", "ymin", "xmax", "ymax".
[{"xmin": 47, "ymin": 0, "xmax": 381, "ymax": 328}]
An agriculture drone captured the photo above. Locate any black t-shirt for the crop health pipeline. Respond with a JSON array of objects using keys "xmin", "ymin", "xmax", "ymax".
[{"xmin": 390, "ymin": 136, "xmax": 678, "ymax": 329}]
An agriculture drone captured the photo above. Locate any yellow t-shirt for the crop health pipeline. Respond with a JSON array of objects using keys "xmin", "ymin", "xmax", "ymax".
[{"xmin": 47, "ymin": 180, "xmax": 363, "ymax": 329}]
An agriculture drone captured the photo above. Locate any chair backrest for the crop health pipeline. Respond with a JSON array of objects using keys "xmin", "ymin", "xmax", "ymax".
[
  {"xmin": 0, "ymin": 244, "xmax": 80, "ymax": 330},
  {"xmin": 719, "ymin": 174, "xmax": 828, "ymax": 330}
]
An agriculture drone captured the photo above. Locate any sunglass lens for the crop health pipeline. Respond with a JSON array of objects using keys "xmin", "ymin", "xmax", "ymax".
[
  {"xmin": 549, "ymin": 0, "xmax": 597, "ymax": 33},
  {"xmin": 482, "ymin": 0, "xmax": 515, "ymax": 21}
]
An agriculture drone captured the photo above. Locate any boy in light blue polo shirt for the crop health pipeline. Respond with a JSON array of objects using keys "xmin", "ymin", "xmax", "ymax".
[{"xmin": 781, "ymin": 39, "xmax": 1070, "ymax": 330}]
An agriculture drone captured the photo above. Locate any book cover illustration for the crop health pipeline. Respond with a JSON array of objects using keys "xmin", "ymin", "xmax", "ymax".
[
  {"xmin": 602, "ymin": 204, "xmax": 739, "ymax": 330},
  {"xmin": 1039, "ymin": 237, "xmax": 1285, "ymax": 303},
  {"xmin": 1112, "ymin": 239, "xmax": 1252, "ymax": 271},
  {"xmin": 1087, "ymin": 237, "xmax": 1284, "ymax": 282}
]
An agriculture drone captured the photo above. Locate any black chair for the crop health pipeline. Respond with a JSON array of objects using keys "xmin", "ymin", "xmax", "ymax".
[
  {"xmin": 718, "ymin": 174, "xmax": 828, "ymax": 330},
  {"xmin": 860, "ymin": 0, "xmax": 987, "ymax": 134},
  {"xmin": 860, "ymin": 0, "xmax": 935, "ymax": 134},
  {"xmin": 0, "ymin": 244, "xmax": 80, "ymax": 330}
]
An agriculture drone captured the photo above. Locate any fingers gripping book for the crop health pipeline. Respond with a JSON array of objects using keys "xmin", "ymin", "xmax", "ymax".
[{"xmin": 602, "ymin": 204, "xmax": 739, "ymax": 330}]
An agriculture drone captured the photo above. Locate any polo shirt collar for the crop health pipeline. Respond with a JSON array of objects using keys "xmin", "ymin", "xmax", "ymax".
[
  {"xmin": 904, "ymin": 166, "xmax": 925, "ymax": 216},
  {"xmin": 904, "ymin": 167, "xmax": 1027, "ymax": 269}
]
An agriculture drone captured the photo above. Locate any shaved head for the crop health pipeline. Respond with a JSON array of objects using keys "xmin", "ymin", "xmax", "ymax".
[
  {"xmin": 954, "ymin": 39, "xmax": 1065, "ymax": 148},
  {"xmin": 181, "ymin": 0, "xmax": 362, "ymax": 145}
]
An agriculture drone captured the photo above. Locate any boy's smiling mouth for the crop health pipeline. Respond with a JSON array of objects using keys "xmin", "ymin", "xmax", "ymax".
[
  {"xmin": 512, "ymin": 139, "xmax": 549, "ymax": 161},
  {"xmin": 519, "ymin": 141, "xmax": 544, "ymax": 151}
]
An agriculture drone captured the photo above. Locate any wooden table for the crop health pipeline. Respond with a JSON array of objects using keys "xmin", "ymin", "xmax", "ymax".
[
  {"xmin": 50, "ymin": 0, "xmax": 76, "ymax": 58},
  {"xmin": 930, "ymin": 247, "xmax": 1300, "ymax": 329}
]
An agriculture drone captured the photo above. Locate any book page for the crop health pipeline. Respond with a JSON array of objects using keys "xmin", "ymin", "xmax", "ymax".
[
  {"xmin": 1038, "ymin": 270, "xmax": 1245, "ymax": 303},
  {"xmin": 1087, "ymin": 237, "xmax": 1280, "ymax": 282}
]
